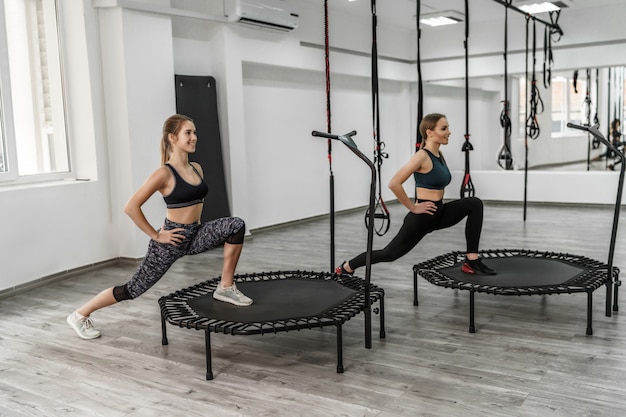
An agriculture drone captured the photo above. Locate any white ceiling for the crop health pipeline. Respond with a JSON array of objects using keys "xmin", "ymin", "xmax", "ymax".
[{"xmin": 301, "ymin": 0, "xmax": 625, "ymax": 30}]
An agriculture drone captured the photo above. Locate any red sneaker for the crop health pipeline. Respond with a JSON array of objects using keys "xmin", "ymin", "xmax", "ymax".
[{"xmin": 462, "ymin": 258, "xmax": 496, "ymax": 275}]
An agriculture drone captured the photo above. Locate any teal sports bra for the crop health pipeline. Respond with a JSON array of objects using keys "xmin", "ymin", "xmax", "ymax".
[{"xmin": 413, "ymin": 149, "xmax": 451, "ymax": 190}]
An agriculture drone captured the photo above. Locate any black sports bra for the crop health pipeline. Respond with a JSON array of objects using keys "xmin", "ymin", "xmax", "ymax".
[{"xmin": 162, "ymin": 163, "xmax": 209, "ymax": 209}]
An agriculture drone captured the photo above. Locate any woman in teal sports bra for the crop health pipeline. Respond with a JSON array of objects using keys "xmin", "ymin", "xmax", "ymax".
[{"xmin": 336, "ymin": 113, "xmax": 495, "ymax": 277}]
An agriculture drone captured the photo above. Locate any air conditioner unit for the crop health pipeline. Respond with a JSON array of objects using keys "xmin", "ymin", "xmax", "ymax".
[{"xmin": 231, "ymin": 0, "xmax": 299, "ymax": 32}]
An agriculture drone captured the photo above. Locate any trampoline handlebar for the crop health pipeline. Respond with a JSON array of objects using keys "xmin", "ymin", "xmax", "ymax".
[
  {"xmin": 312, "ymin": 130, "xmax": 358, "ymax": 151},
  {"xmin": 567, "ymin": 122, "xmax": 621, "ymax": 158}
]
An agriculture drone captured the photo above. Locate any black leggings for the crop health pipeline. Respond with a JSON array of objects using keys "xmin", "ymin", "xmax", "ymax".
[{"xmin": 348, "ymin": 197, "xmax": 484, "ymax": 270}]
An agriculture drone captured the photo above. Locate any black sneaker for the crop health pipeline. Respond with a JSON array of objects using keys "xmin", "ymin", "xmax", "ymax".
[
  {"xmin": 462, "ymin": 258, "xmax": 496, "ymax": 275},
  {"xmin": 334, "ymin": 261, "xmax": 354, "ymax": 276}
]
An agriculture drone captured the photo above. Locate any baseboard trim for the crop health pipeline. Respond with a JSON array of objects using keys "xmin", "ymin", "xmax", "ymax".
[{"xmin": 0, "ymin": 257, "xmax": 140, "ymax": 300}]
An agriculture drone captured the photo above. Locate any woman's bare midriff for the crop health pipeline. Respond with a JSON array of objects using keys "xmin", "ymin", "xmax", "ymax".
[
  {"xmin": 166, "ymin": 204, "xmax": 203, "ymax": 225},
  {"xmin": 415, "ymin": 187, "xmax": 445, "ymax": 202}
]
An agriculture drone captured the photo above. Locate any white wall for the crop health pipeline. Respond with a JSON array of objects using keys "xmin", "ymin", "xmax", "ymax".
[
  {"xmin": 2, "ymin": 0, "xmax": 626, "ymax": 293},
  {"xmin": 0, "ymin": 1, "xmax": 116, "ymax": 291}
]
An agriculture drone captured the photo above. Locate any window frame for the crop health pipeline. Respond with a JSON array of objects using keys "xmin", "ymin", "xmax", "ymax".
[
  {"xmin": 0, "ymin": 0, "xmax": 73, "ymax": 185},
  {"xmin": 0, "ymin": 0, "xmax": 17, "ymax": 182}
]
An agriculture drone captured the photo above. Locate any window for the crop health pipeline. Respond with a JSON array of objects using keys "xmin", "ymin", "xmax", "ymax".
[
  {"xmin": 551, "ymin": 72, "xmax": 587, "ymax": 135},
  {"xmin": 519, "ymin": 71, "xmax": 590, "ymax": 138},
  {"xmin": 608, "ymin": 66, "xmax": 625, "ymax": 138},
  {"xmin": 0, "ymin": 0, "xmax": 69, "ymax": 183}
]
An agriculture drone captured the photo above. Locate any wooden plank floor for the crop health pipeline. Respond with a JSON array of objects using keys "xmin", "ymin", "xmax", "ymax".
[{"xmin": 2, "ymin": 201, "xmax": 626, "ymax": 416}]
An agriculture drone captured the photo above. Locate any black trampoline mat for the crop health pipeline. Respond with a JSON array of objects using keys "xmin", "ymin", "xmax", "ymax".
[
  {"xmin": 438, "ymin": 256, "xmax": 587, "ymax": 288},
  {"xmin": 187, "ymin": 278, "xmax": 357, "ymax": 323}
]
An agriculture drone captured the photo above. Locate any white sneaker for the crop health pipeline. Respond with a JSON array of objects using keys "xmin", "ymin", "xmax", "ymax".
[
  {"xmin": 213, "ymin": 283, "xmax": 253, "ymax": 306},
  {"xmin": 67, "ymin": 312, "xmax": 101, "ymax": 339}
]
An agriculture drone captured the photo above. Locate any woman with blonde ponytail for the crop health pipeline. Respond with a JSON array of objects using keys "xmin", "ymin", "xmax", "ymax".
[{"xmin": 67, "ymin": 114, "xmax": 252, "ymax": 340}]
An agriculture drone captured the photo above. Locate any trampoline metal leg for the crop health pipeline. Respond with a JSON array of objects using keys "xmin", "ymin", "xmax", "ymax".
[
  {"xmin": 364, "ymin": 306, "xmax": 372, "ymax": 349},
  {"xmin": 413, "ymin": 269, "xmax": 419, "ymax": 306},
  {"xmin": 161, "ymin": 312, "xmax": 168, "ymax": 346},
  {"xmin": 613, "ymin": 269, "xmax": 620, "ymax": 313},
  {"xmin": 469, "ymin": 291, "xmax": 476, "ymax": 333},
  {"xmin": 205, "ymin": 330, "xmax": 214, "ymax": 380},
  {"xmin": 587, "ymin": 291, "xmax": 593, "ymax": 336},
  {"xmin": 378, "ymin": 295, "xmax": 386, "ymax": 339},
  {"xmin": 606, "ymin": 280, "xmax": 613, "ymax": 318},
  {"xmin": 336, "ymin": 324, "xmax": 344, "ymax": 373}
]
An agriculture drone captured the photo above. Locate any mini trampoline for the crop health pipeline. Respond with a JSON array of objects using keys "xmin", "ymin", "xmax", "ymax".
[
  {"xmin": 413, "ymin": 124, "xmax": 624, "ymax": 335},
  {"xmin": 413, "ymin": 249, "xmax": 619, "ymax": 334},
  {"xmin": 158, "ymin": 270, "xmax": 385, "ymax": 380},
  {"xmin": 159, "ymin": 129, "xmax": 387, "ymax": 380}
]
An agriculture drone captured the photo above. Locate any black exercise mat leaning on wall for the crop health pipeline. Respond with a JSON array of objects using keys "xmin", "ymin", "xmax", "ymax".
[{"xmin": 175, "ymin": 75, "xmax": 231, "ymax": 222}]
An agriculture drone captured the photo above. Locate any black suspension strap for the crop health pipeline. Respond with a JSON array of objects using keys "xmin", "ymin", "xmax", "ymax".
[
  {"xmin": 523, "ymin": 14, "xmax": 530, "ymax": 221},
  {"xmin": 606, "ymin": 67, "xmax": 613, "ymax": 167},
  {"xmin": 364, "ymin": 0, "xmax": 390, "ymax": 237},
  {"xmin": 415, "ymin": 0, "xmax": 424, "ymax": 152},
  {"xmin": 594, "ymin": 68, "xmax": 600, "ymax": 127},
  {"xmin": 526, "ymin": 16, "xmax": 543, "ymax": 140},
  {"xmin": 584, "ymin": 68, "xmax": 593, "ymax": 169},
  {"xmin": 498, "ymin": 0, "xmax": 513, "ymax": 170},
  {"xmin": 542, "ymin": 10, "xmax": 561, "ymax": 89},
  {"xmin": 586, "ymin": 69, "xmax": 601, "ymax": 148},
  {"xmin": 460, "ymin": 0, "xmax": 474, "ymax": 198},
  {"xmin": 542, "ymin": 24, "xmax": 550, "ymax": 88},
  {"xmin": 324, "ymin": 0, "xmax": 335, "ymax": 272}
]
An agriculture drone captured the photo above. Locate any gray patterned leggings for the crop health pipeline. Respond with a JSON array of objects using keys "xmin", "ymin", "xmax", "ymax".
[{"xmin": 113, "ymin": 217, "xmax": 245, "ymax": 301}]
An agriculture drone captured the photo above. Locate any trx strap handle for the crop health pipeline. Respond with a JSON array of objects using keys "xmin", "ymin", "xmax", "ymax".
[
  {"xmin": 364, "ymin": 0, "xmax": 390, "ymax": 237},
  {"xmin": 526, "ymin": 17, "xmax": 543, "ymax": 140},
  {"xmin": 460, "ymin": 0, "xmax": 475, "ymax": 198},
  {"xmin": 498, "ymin": 1, "xmax": 513, "ymax": 170}
]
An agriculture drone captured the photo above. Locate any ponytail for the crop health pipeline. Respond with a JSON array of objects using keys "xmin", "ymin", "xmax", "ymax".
[{"xmin": 160, "ymin": 114, "xmax": 194, "ymax": 165}]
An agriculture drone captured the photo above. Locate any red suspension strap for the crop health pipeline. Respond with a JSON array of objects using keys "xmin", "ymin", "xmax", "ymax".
[{"xmin": 324, "ymin": 0, "xmax": 335, "ymax": 272}]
